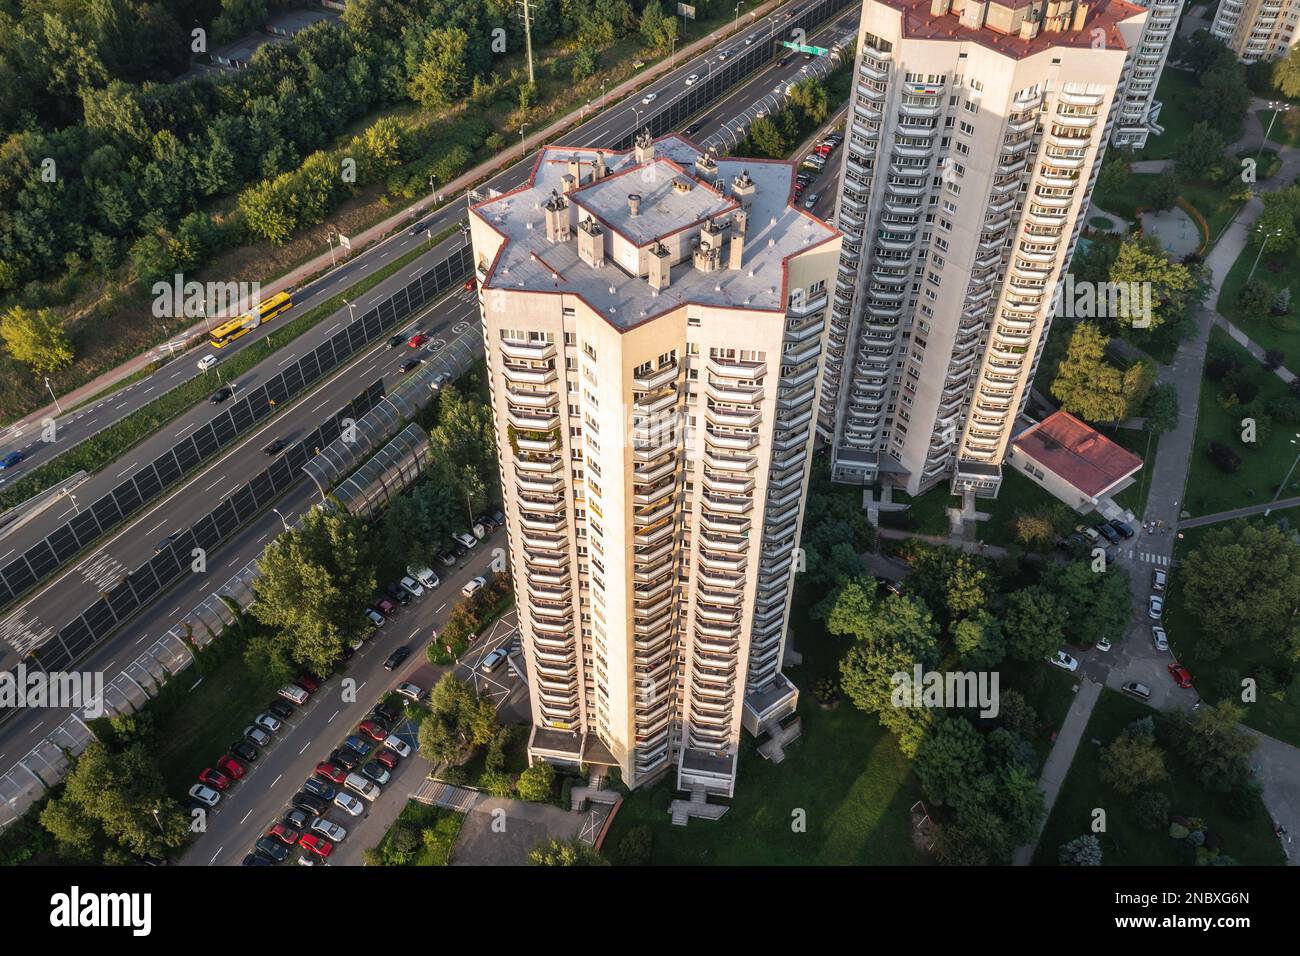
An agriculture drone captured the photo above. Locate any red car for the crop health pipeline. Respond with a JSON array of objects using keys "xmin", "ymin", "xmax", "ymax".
[
  {"xmin": 408, "ymin": 333, "xmax": 428, "ymax": 349},
  {"xmin": 294, "ymin": 674, "xmax": 320, "ymax": 695},
  {"xmin": 1167, "ymin": 662, "xmax": 1194, "ymax": 689},
  {"xmin": 299, "ymin": 833, "xmax": 334, "ymax": 858},
  {"xmin": 464, "ymin": 277, "xmax": 477, "ymax": 292},
  {"xmin": 216, "ymin": 755, "xmax": 247, "ymax": 780},
  {"xmin": 315, "ymin": 761, "xmax": 347, "ymax": 784},
  {"xmin": 268, "ymin": 823, "xmax": 300, "ymax": 846},
  {"xmin": 376, "ymin": 749, "xmax": 400, "ymax": 770},
  {"xmin": 375, "ymin": 597, "xmax": 398, "ymax": 617},
  {"xmin": 358, "ymin": 720, "xmax": 386, "ymax": 742},
  {"xmin": 198, "ymin": 768, "xmax": 232, "ymax": 791}
]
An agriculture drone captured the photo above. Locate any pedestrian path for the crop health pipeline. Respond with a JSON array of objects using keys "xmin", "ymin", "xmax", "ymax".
[{"xmin": 1180, "ymin": 495, "xmax": 1300, "ymax": 528}]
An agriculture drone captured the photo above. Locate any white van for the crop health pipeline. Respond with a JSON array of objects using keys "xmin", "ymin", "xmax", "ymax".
[
  {"xmin": 344, "ymin": 772, "xmax": 381, "ymax": 801},
  {"xmin": 197, "ymin": 354, "xmax": 218, "ymax": 371},
  {"xmin": 277, "ymin": 685, "xmax": 308, "ymax": 705}
]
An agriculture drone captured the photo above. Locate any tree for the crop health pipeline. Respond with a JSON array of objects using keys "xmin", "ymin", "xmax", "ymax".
[
  {"xmin": 1253, "ymin": 191, "xmax": 1300, "ymax": 254},
  {"xmin": 1179, "ymin": 521, "xmax": 1300, "ymax": 656},
  {"xmin": 1148, "ymin": 173, "xmax": 1181, "ymax": 212},
  {"xmin": 746, "ymin": 115, "xmax": 786, "ymax": 159},
  {"xmin": 638, "ymin": 2, "xmax": 678, "ymax": 50},
  {"xmin": 615, "ymin": 825, "xmax": 652, "ymax": 865},
  {"xmin": 516, "ymin": 761, "xmax": 555, "ymax": 801},
  {"xmin": 572, "ymin": 46, "xmax": 598, "ymax": 83},
  {"xmin": 1143, "ymin": 382, "xmax": 1179, "ymax": 435},
  {"xmin": 1238, "ymin": 278, "xmax": 1274, "ymax": 317},
  {"xmin": 1174, "ymin": 122, "xmax": 1227, "ymax": 181},
  {"xmin": 952, "ymin": 611, "xmax": 1005, "ymax": 669},
  {"xmin": 1003, "ymin": 586, "xmax": 1065, "ymax": 662},
  {"xmin": 914, "ymin": 716, "xmax": 986, "ymax": 808},
  {"xmin": 528, "ymin": 837, "xmax": 608, "ymax": 865},
  {"xmin": 1109, "ymin": 238, "xmax": 1202, "ymax": 331},
  {"xmin": 1059, "ymin": 834, "xmax": 1102, "ymax": 866},
  {"xmin": 1098, "ymin": 149, "xmax": 1129, "ymax": 196},
  {"xmin": 419, "ymin": 717, "xmax": 462, "ymax": 767},
  {"xmin": 1273, "ymin": 44, "xmax": 1300, "ymax": 98},
  {"xmin": 1173, "ymin": 700, "xmax": 1258, "ymax": 792},
  {"xmin": 250, "ymin": 508, "xmax": 376, "ymax": 673},
  {"xmin": 1050, "ymin": 322, "xmax": 1132, "ymax": 422},
  {"xmin": 407, "ymin": 28, "xmax": 472, "ymax": 110},
  {"xmin": 1100, "ymin": 725, "xmax": 1168, "ymax": 796},
  {"xmin": 1041, "ymin": 560, "xmax": 1131, "ymax": 648},
  {"xmin": 0, "ymin": 306, "xmax": 74, "ymax": 373}
]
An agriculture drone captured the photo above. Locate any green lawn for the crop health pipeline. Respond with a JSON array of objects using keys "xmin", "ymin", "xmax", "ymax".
[
  {"xmin": 880, "ymin": 486, "xmax": 956, "ymax": 535},
  {"xmin": 1257, "ymin": 107, "xmax": 1300, "ymax": 148},
  {"xmin": 1216, "ymin": 241, "xmax": 1300, "ymax": 365},
  {"xmin": 1183, "ymin": 328, "xmax": 1298, "ymax": 517},
  {"xmin": 1092, "ymin": 172, "xmax": 1242, "ymax": 253},
  {"xmin": 1107, "ymin": 425, "xmax": 1158, "ymax": 519},
  {"xmin": 1134, "ymin": 69, "xmax": 1199, "ymax": 161},
  {"xmin": 975, "ymin": 467, "xmax": 1072, "ymax": 549},
  {"xmin": 371, "ymin": 801, "xmax": 463, "ymax": 866},
  {"xmin": 1033, "ymin": 688, "xmax": 1286, "ymax": 865}
]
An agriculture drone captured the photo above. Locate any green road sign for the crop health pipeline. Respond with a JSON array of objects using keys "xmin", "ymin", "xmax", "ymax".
[{"xmin": 780, "ymin": 40, "xmax": 828, "ymax": 55}]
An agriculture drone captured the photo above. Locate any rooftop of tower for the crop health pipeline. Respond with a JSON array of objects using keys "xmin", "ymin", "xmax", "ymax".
[
  {"xmin": 470, "ymin": 134, "xmax": 839, "ymax": 331},
  {"xmin": 875, "ymin": 0, "xmax": 1147, "ymax": 58}
]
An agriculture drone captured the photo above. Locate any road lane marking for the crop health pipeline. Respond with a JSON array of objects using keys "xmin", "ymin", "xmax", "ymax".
[
  {"xmin": 240, "ymin": 809, "xmax": 253, "ymax": 825},
  {"xmin": 203, "ymin": 476, "xmax": 224, "ymax": 492},
  {"xmin": 116, "ymin": 462, "xmax": 137, "ymax": 478},
  {"xmin": 328, "ymin": 709, "xmax": 339, "ymax": 723},
  {"xmin": 299, "ymin": 741, "xmax": 312, "ymax": 754},
  {"xmin": 271, "ymin": 774, "xmax": 282, "ymax": 788}
]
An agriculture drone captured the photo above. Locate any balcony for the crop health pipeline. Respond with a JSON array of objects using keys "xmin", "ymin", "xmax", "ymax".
[
  {"xmin": 634, "ymin": 363, "xmax": 680, "ymax": 391},
  {"xmin": 499, "ymin": 339, "xmax": 555, "ymax": 362}
]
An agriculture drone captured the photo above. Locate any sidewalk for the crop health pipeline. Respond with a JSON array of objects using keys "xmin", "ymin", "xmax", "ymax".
[
  {"xmin": 1179, "ymin": 495, "xmax": 1300, "ymax": 528},
  {"xmin": 11, "ymin": 1, "xmax": 790, "ymax": 438}
]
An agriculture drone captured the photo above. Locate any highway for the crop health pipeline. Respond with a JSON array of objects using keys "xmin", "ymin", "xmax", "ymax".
[{"xmin": 0, "ymin": 2, "xmax": 858, "ymax": 849}]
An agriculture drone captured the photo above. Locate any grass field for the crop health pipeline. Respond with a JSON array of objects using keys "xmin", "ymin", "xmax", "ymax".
[
  {"xmin": 880, "ymin": 486, "xmax": 956, "ymax": 535},
  {"xmin": 1216, "ymin": 241, "xmax": 1300, "ymax": 364},
  {"xmin": 1033, "ymin": 688, "xmax": 1286, "ymax": 865},
  {"xmin": 1258, "ymin": 107, "xmax": 1300, "ymax": 148},
  {"xmin": 1133, "ymin": 69, "xmax": 1199, "ymax": 161},
  {"xmin": 1107, "ymin": 425, "xmax": 1159, "ymax": 519},
  {"xmin": 1184, "ymin": 328, "xmax": 1298, "ymax": 517}
]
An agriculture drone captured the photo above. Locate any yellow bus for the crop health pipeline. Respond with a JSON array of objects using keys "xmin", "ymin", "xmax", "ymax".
[{"xmin": 208, "ymin": 291, "xmax": 293, "ymax": 348}]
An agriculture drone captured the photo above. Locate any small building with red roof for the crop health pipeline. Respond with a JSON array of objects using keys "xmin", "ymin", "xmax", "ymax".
[{"xmin": 1006, "ymin": 411, "xmax": 1143, "ymax": 513}]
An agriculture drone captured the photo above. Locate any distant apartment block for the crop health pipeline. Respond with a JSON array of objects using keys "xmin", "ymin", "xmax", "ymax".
[
  {"xmin": 821, "ymin": 0, "xmax": 1149, "ymax": 498},
  {"xmin": 468, "ymin": 133, "xmax": 841, "ymax": 797},
  {"xmin": 1211, "ymin": 0, "xmax": 1300, "ymax": 62},
  {"xmin": 1112, "ymin": 0, "xmax": 1180, "ymax": 149}
]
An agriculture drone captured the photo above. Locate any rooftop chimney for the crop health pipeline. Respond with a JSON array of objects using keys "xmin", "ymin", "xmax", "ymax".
[
  {"xmin": 594, "ymin": 152, "xmax": 607, "ymax": 181},
  {"xmin": 577, "ymin": 217, "xmax": 604, "ymax": 268},
  {"xmin": 543, "ymin": 190, "xmax": 571, "ymax": 243},
  {"xmin": 634, "ymin": 129, "xmax": 655, "ymax": 165},
  {"xmin": 628, "ymin": 193, "xmax": 642, "ymax": 217},
  {"xmin": 728, "ymin": 231, "xmax": 744, "ymax": 271},
  {"xmin": 568, "ymin": 154, "xmax": 583, "ymax": 186},
  {"xmin": 695, "ymin": 152, "xmax": 718, "ymax": 185},
  {"xmin": 561, "ymin": 173, "xmax": 577, "ymax": 195},
  {"xmin": 731, "ymin": 169, "xmax": 757, "ymax": 204},
  {"xmin": 648, "ymin": 242, "xmax": 672, "ymax": 290}
]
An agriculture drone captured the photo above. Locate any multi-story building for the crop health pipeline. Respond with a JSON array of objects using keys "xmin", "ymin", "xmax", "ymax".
[
  {"xmin": 467, "ymin": 133, "xmax": 841, "ymax": 798},
  {"xmin": 820, "ymin": 0, "xmax": 1149, "ymax": 498},
  {"xmin": 1112, "ymin": 0, "xmax": 1180, "ymax": 149},
  {"xmin": 1211, "ymin": 0, "xmax": 1300, "ymax": 62}
]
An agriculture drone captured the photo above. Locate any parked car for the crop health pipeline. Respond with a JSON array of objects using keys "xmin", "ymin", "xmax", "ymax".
[
  {"xmin": 450, "ymin": 540, "xmax": 468, "ymax": 559},
  {"xmin": 303, "ymin": 777, "xmax": 337, "ymax": 801},
  {"xmin": 375, "ymin": 598, "xmax": 398, "ymax": 617},
  {"xmin": 311, "ymin": 816, "xmax": 347, "ymax": 842},
  {"xmin": 198, "ymin": 768, "xmax": 232, "ymax": 792},
  {"xmin": 290, "ymin": 791, "xmax": 328, "ymax": 816},
  {"xmin": 267, "ymin": 823, "xmax": 299, "ymax": 846},
  {"xmin": 408, "ymin": 565, "xmax": 440, "ymax": 589},
  {"xmin": 1122, "ymin": 681, "xmax": 1152, "ymax": 700},
  {"xmin": 1152, "ymin": 568, "xmax": 1167, "ymax": 591},
  {"xmin": 1167, "ymin": 662, "xmax": 1194, "ymax": 689},
  {"xmin": 253, "ymin": 713, "xmax": 281, "ymax": 735},
  {"xmin": 216, "ymin": 755, "xmax": 246, "ymax": 780},
  {"xmin": 373, "ymin": 702, "xmax": 401, "ymax": 723},
  {"xmin": 399, "ymin": 575, "xmax": 424, "ymax": 598},
  {"xmin": 480, "ymin": 647, "xmax": 509, "ymax": 674},
  {"xmin": 188, "ymin": 784, "xmax": 220, "ymax": 807},
  {"xmin": 429, "ymin": 372, "xmax": 451, "ymax": 391},
  {"xmin": 1095, "ymin": 638, "xmax": 1112, "ymax": 653},
  {"xmin": 454, "ymin": 531, "xmax": 479, "ymax": 550},
  {"xmin": 358, "ymin": 720, "xmax": 387, "ymax": 742},
  {"xmin": 242, "ymin": 853, "xmax": 273, "ymax": 867},
  {"xmin": 1096, "ymin": 522, "xmax": 1122, "ymax": 545},
  {"xmin": 376, "ymin": 749, "xmax": 401, "ymax": 770},
  {"xmin": 344, "ymin": 735, "xmax": 373, "ymax": 757},
  {"xmin": 230, "ymin": 740, "xmax": 259, "ymax": 763},
  {"xmin": 1112, "ymin": 520, "xmax": 1135, "ymax": 539},
  {"xmin": 1075, "ymin": 524, "xmax": 1100, "ymax": 543},
  {"xmin": 282, "ymin": 808, "xmax": 310, "ymax": 832},
  {"xmin": 267, "ymin": 699, "xmax": 295, "ymax": 721},
  {"xmin": 462, "ymin": 575, "xmax": 488, "ymax": 598},
  {"xmin": 1047, "ymin": 650, "xmax": 1079, "ymax": 672},
  {"xmin": 253, "ymin": 837, "xmax": 288, "ymax": 863},
  {"xmin": 383, "ymin": 735, "xmax": 412, "ymax": 757},
  {"xmin": 360, "ymin": 763, "xmax": 391, "ymax": 786},
  {"xmin": 803, "ymin": 193, "xmax": 819, "ymax": 209},
  {"xmin": 334, "ymin": 792, "xmax": 365, "ymax": 817},
  {"xmin": 395, "ymin": 682, "xmax": 424, "ymax": 703},
  {"xmin": 383, "ymin": 647, "xmax": 411, "ymax": 672},
  {"xmin": 365, "ymin": 608, "xmax": 386, "ymax": 628},
  {"xmin": 437, "ymin": 550, "xmax": 457, "ymax": 567},
  {"xmin": 344, "ymin": 772, "xmax": 381, "ymax": 801},
  {"xmin": 294, "ymin": 674, "xmax": 321, "ymax": 695},
  {"xmin": 330, "ymin": 748, "xmax": 360, "ymax": 772},
  {"xmin": 243, "ymin": 726, "xmax": 272, "ymax": 748},
  {"xmin": 1148, "ymin": 594, "xmax": 1164, "ymax": 620},
  {"xmin": 315, "ymin": 762, "xmax": 347, "ymax": 785},
  {"xmin": 278, "ymin": 684, "xmax": 308, "ymax": 705},
  {"xmin": 298, "ymin": 833, "xmax": 334, "ymax": 859},
  {"xmin": 385, "ymin": 582, "xmax": 411, "ymax": 606}
]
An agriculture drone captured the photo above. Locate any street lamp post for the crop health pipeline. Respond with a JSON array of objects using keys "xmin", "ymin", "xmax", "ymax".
[
  {"xmin": 44, "ymin": 376, "xmax": 61, "ymax": 414},
  {"xmin": 1266, "ymin": 433, "xmax": 1300, "ymax": 515},
  {"xmin": 69, "ymin": 493, "xmax": 79, "ymax": 515},
  {"xmin": 1246, "ymin": 227, "xmax": 1284, "ymax": 284},
  {"xmin": 519, "ymin": 123, "xmax": 529, "ymax": 159},
  {"xmin": 632, "ymin": 106, "xmax": 643, "ymax": 138},
  {"xmin": 271, "ymin": 507, "xmax": 291, "ymax": 533},
  {"xmin": 600, "ymin": 80, "xmax": 607, "ymax": 108},
  {"xmin": 326, "ymin": 231, "xmax": 337, "ymax": 267},
  {"xmin": 734, "ymin": 1, "xmax": 743, "ymax": 30},
  {"xmin": 1259, "ymin": 102, "xmax": 1292, "ymax": 160}
]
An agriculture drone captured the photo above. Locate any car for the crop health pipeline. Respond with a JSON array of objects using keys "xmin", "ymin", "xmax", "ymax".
[
  {"xmin": 385, "ymin": 582, "xmax": 411, "ymax": 606},
  {"xmin": 1065, "ymin": 532, "xmax": 1088, "ymax": 550},
  {"xmin": 383, "ymin": 734, "xmax": 412, "ymax": 757},
  {"xmin": 464, "ymin": 277, "xmax": 477, "ymax": 292},
  {"xmin": 429, "ymin": 372, "xmax": 451, "ymax": 391},
  {"xmin": 0, "ymin": 450, "xmax": 25, "ymax": 470},
  {"xmin": 1152, "ymin": 568, "xmax": 1167, "ymax": 591},
  {"xmin": 1148, "ymin": 594, "xmax": 1164, "ymax": 620},
  {"xmin": 1047, "ymin": 650, "xmax": 1079, "ymax": 672},
  {"xmin": 744, "ymin": 33, "xmax": 756, "ymax": 44},
  {"xmin": 374, "ymin": 701, "xmax": 401, "ymax": 723},
  {"xmin": 330, "ymin": 748, "xmax": 360, "ymax": 771},
  {"xmin": 365, "ymin": 608, "xmax": 386, "ymax": 628},
  {"xmin": 408, "ymin": 333, "xmax": 429, "ymax": 348},
  {"xmin": 454, "ymin": 531, "xmax": 479, "ymax": 550},
  {"xmin": 216, "ymin": 755, "xmax": 246, "ymax": 780},
  {"xmin": 358, "ymin": 720, "xmax": 387, "ymax": 742},
  {"xmin": 294, "ymin": 674, "xmax": 321, "ymax": 695},
  {"xmin": 1096, "ymin": 522, "xmax": 1122, "ymax": 545},
  {"xmin": 803, "ymin": 193, "xmax": 819, "ymax": 209},
  {"xmin": 641, "ymin": 92, "xmax": 657, "ymax": 104},
  {"xmin": 341, "ymin": 644, "xmax": 356, "ymax": 660},
  {"xmin": 291, "ymin": 792, "xmax": 328, "ymax": 816},
  {"xmin": 344, "ymin": 735, "xmax": 373, "ymax": 757},
  {"xmin": 267, "ymin": 699, "xmax": 295, "ymax": 720},
  {"xmin": 685, "ymin": 73, "xmax": 700, "ymax": 86},
  {"xmin": 489, "ymin": 507, "xmax": 505, "ymax": 525},
  {"xmin": 1151, "ymin": 625, "xmax": 1169, "ymax": 651},
  {"xmin": 437, "ymin": 549, "xmax": 457, "ymax": 567},
  {"xmin": 365, "ymin": 711, "xmax": 392, "ymax": 733},
  {"xmin": 267, "ymin": 823, "xmax": 300, "ymax": 846},
  {"xmin": 262, "ymin": 438, "xmax": 286, "ymax": 456},
  {"xmin": 335, "ymin": 792, "xmax": 365, "ymax": 816},
  {"xmin": 400, "ymin": 358, "xmax": 423, "ymax": 374},
  {"xmin": 875, "ymin": 577, "xmax": 905, "ymax": 598},
  {"xmin": 395, "ymin": 682, "xmax": 424, "ymax": 703},
  {"xmin": 777, "ymin": 54, "xmax": 792, "ymax": 66},
  {"xmin": 480, "ymin": 647, "xmax": 509, "ymax": 674},
  {"xmin": 188, "ymin": 784, "xmax": 220, "ymax": 807},
  {"xmin": 311, "ymin": 816, "xmax": 347, "ymax": 842},
  {"xmin": 1075, "ymin": 524, "xmax": 1100, "ymax": 543},
  {"xmin": 303, "ymin": 777, "xmax": 337, "ymax": 801},
  {"xmin": 407, "ymin": 218, "xmax": 427, "ymax": 237},
  {"xmin": 682, "ymin": 121, "xmax": 704, "ymax": 135},
  {"xmin": 462, "ymin": 575, "xmax": 488, "ymax": 598},
  {"xmin": 278, "ymin": 684, "xmax": 308, "ymax": 705},
  {"xmin": 375, "ymin": 598, "xmax": 398, "ymax": 617},
  {"xmin": 198, "ymin": 768, "xmax": 232, "ymax": 792},
  {"xmin": 315, "ymin": 761, "xmax": 348, "ymax": 785},
  {"xmin": 243, "ymin": 726, "xmax": 271, "ymax": 747},
  {"xmin": 230, "ymin": 740, "xmax": 259, "ymax": 763},
  {"xmin": 451, "ymin": 539, "xmax": 469, "ymax": 559},
  {"xmin": 718, "ymin": 51, "xmax": 730, "ymax": 62},
  {"xmin": 253, "ymin": 837, "xmax": 289, "ymax": 863},
  {"xmin": 242, "ymin": 853, "xmax": 273, "ymax": 866},
  {"xmin": 253, "ymin": 713, "xmax": 281, "ymax": 735},
  {"xmin": 209, "ymin": 386, "xmax": 232, "ymax": 404},
  {"xmin": 376, "ymin": 749, "xmax": 400, "ymax": 770},
  {"xmin": 399, "ymin": 575, "xmax": 424, "ymax": 598},
  {"xmin": 1112, "ymin": 520, "xmax": 1135, "ymax": 539},
  {"xmin": 273, "ymin": 812, "xmax": 306, "ymax": 837},
  {"xmin": 1167, "ymin": 662, "xmax": 1194, "ymax": 689},
  {"xmin": 387, "ymin": 333, "xmax": 405, "ymax": 348},
  {"xmin": 197, "ymin": 354, "xmax": 218, "ymax": 371},
  {"xmin": 360, "ymin": 763, "xmax": 391, "ymax": 786},
  {"xmin": 1095, "ymin": 637, "xmax": 1112, "ymax": 653},
  {"xmin": 1122, "ymin": 681, "xmax": 1152, "ymax": 700},
  {"xmin": 299, "ymin": 833, "xmax": 334, "ymax": 859},
  {"xmin": 408, "ymin": 566, "xmax": 439, "ymax": 589},
  {"xmin": 384, "ymin": 647, "xmax": 411, "ymax": 672},
  {"xmin": 152, "ymin": 531, "xmax": 182, "ymax": 555}
]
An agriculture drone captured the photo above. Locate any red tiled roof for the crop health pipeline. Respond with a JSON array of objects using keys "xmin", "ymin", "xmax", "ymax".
[{"xmin": 1013, "ymin": 411, "xmax": 1142, "ymax": 497}]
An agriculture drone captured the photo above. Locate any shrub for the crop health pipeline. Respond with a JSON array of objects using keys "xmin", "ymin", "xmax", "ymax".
[
  {"xmin": 516, "ymin": 762, "xmax": 555, "ymax": 802},
  {"xmin": 615, "ymin": 825, "xmax": 653, "ymax": 866},
  {"xmin": 1263, "ymin": 348, "xmax": 1286, "ymax": 371},
  {"xmin": 1134, "ymin": 790, "xmax": 1171, "ymax": 830},
  {"xmin": 1207, "ymin": 441, "xmax": 1242, "ymax": 473}
]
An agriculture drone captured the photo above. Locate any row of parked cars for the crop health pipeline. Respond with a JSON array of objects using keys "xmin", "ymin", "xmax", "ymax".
[{"xmin": 1067, "ymin": 519, "xmax": 1135, "ymax": 550}]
